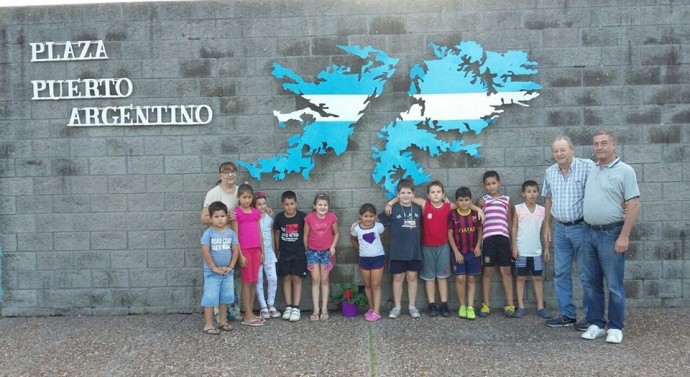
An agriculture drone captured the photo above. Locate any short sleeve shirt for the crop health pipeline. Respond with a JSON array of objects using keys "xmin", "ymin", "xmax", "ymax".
[
  {"xmin": 422, "ymin": 201, "xmax": 452, "ymax": 246},
  {"xmin": 379, "ymin": 204, "xmax": 422, "ymax": 261},
  {"xmin": 233, "ymin": 207, "xmax": 261, "ymax": 249},
  {"xmin": 273, "ymin": 211, "xmax": 307, "ymax": 258},
  {"xmin": 351, "ymin": 222, "xmax": 385, "ymax": 258},
  {"xmin": 203, "ymin": 184, "xmax": 238, "ymax": 210},
  {"xmin": 447, "ymin": 209, "xmax": 481, "ymax": 254},
  {"xmin": 583, "ymin": 158, "xmax": 640, "ymax": 225},
  {"xmin": 542, "ymin": 158, "xmax": 594, "ymax": 223},
  {"xmin": 304, "ymin": 211, "xmax": 339, "ymax": 250},
  {"xmin": 200, "ymin": 227, "xmax": 239, "ymax": 272}
]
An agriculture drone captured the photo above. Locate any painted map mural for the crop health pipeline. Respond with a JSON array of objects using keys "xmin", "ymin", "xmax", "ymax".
[{"xmin": 238, "ymin": 42, "xmax": 541, "ymax": 198}]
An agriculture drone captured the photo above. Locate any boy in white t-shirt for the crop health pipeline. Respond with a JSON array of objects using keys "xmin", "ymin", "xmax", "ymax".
[{"xmin": 510, "ymin": 180, "xmax": 551, "ymax": 319}]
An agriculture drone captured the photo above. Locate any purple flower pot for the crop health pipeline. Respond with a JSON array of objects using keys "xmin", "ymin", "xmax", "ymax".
[{"xmin": 341, "ymin": 301, "xmax": 358, "ymax": 317}]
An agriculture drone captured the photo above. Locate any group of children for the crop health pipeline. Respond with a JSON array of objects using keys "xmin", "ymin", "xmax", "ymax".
[
  {"xmin": 200, "ymin": 168, "xmax": 553, "ymax": 334},
  {"xmin": 201, "ymin": 184, "xmax": 342, "ymax": 334}
]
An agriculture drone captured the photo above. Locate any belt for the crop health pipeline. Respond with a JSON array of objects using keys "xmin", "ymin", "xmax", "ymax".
[
  {"xmin": 586, "ymin": 221, "xmax": 624, "ymax": 231},
  {"xmin": 559, "ymin": 218, "xmax": 584, "ymax": 226}
]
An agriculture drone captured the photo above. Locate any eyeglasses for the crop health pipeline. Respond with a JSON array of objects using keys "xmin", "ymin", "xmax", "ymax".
[{"xmin": 220, "ymin": 171, "xmax": 236, "ymax": 176}]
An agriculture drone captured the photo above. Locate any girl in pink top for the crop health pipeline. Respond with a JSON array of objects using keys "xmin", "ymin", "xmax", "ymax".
[
  {"xmin": 231, "ymin": 184, "xmax": 265, "ymax": 326},
  {"xmin": 304, "ymin": 193, "xmax": 339, "ymax": 320}
]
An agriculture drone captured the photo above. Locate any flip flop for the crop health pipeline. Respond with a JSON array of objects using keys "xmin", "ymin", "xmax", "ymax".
[
  {"xmin": 203, "ymin": 327, "xmax": 220, "ymax": 335},
  {"xmin": 218, "ymin": 324, "xmax": 232, "ymax": 332},
  {"xmin": 310, "ymin": 313, "xmax": 320, "ymax": 321},
  {"xmin": 320, "ymin": 313, "xmax": 329, "ymax": 320},
  {"xmin": 241, "ymin": 318, "xmax": 264, "ymax": 327}
]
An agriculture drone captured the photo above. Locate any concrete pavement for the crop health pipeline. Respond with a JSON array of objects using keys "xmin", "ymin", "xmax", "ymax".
[{"xmin": 1, "ymin": 307, "xmax": 688, "ymax": 376}]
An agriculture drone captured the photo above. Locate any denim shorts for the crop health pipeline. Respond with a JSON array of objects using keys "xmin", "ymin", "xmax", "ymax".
[
  {"xmin": 306, "ymin": 249, "xmax": 333, "ymax": 272},
  {"xmin": 201, "ymin": 270, "xmax": 235, "ymax": 307}
]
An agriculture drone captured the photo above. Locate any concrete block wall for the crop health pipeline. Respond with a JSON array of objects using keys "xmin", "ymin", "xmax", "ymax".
[{"xmin": 1, "ymin": 0, "xmax": 689, "ymax": 316}]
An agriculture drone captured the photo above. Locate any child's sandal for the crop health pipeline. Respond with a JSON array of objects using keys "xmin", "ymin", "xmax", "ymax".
[
  {"xmin": 320, "ymin": 313, "xmax": 329, "ymax": 320},
  {"xmin": 310, "ymin": 313, "xmax": 320, "ymax": 321}
]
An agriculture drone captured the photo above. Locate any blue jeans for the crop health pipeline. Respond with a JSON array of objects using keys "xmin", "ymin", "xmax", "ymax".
[
  {"xmin": 582, "ymin": 224, "xmax": 626, "ymax": 330},
  {"xmin": 553, "ymin": 222, "xmax": 589, "ymax": 319}
]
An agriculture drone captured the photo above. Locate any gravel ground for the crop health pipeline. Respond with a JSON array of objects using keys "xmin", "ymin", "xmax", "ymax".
[{"xmin": 0, "ymin": 308, "xmax": 688, "ymax": 376}]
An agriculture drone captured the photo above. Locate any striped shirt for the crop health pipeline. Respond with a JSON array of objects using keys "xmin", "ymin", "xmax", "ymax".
[
  {"xmin": 481, "ymin": 194, "xmax": 510, "ymax": 239},
  {"xmin": 542, "ymin": 157, "xmax": 594, "ymax": 223},
  {"xmin": 447, "ymin": 209, "xmax": 481, "ymax": 254}
]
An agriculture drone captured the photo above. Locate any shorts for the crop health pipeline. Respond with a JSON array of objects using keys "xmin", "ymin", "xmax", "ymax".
[
  {"xmin": 277, "ymin": 251, "xmax": 308, "ymax": 278},
  {"xmin": 389, "ymin": 259, "xmax": 422, "ymax": 274},
  {"xmin": 200, "ymin": 270, "xmax": 235, "ymax": 307},
  {"xmin": 240, "ymin": 248, "xmax": 261, "ymax": 284},
  {"xmin": 420, "ymin": 244, "xmax": 452, "ymax": 280},
  {"xmin": 452, "ymin": 252, "xmax": 481, "ymax": 276},
  {"xmin": 359, "ymin": 255, "xmax": 385, "ymax": 270},
  {"xmin": 306, "ymin": 249, "xmax": 334, "ymax": 272},
  {"xmin": 513, "ymin": 256, "xmax": 543, "ymax": 277},
  {"xmin": 481, "ymin": 235, "xmax": 512, "ymax": 267}
]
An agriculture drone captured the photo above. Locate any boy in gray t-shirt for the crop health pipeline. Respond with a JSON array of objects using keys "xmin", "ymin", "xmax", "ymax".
[{"xmin": 378, "ymin": 179, "xmax": 423, "ymax": 319}]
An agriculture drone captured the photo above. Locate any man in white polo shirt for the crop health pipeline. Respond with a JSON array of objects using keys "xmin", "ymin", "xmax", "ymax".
[{"xmin": 580, "ymin": 129, "xmax": 640, "ymax": 344}]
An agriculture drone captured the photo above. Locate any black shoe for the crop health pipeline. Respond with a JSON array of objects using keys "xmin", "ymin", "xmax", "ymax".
[
  {"xmin": 545, "ymin": 314, "xmax": 576, "ymax": 328},
  {"xmin": 574, "ymin": 320, "xmax": 591, "ymax": 331},
  {"xmin": 439, "ymin": 303, "xmax": 450, "ymax": 317},
  {"xmin": 428, "ymin": 303, "xmax": 438, "ymax": 317}
]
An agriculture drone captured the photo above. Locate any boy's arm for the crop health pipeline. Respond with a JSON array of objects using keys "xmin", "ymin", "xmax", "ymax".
[
  {"xmin": 303, "ymin": 222, "xmax": 311, "ymax": 250},
  {"xmin": 540, "ymin": 218, "xmax": 551, "ymax": 262},
  {"xmin": 330, "ymin": 221, "xmax": 340, "ymax": 255},
  {"xmin": 510, "ymin": 207, "xmax": 519, "ymax": 259},
  {"xmin": 201, "ymin": 244, "xmax": 222, "ymax": 274},
  {"xmin": 474, "ymin": 226, "xmax": 483, "ymax": 256},
  {"xmin": 229, "ymin": 245, "xmax": 239, "ymax": 270},
  {"xmin": 385, "ymin": 197, "xmax": 426, "ymax": 215},
  {"xmin": 273, "ymin": 229, "xmax": 281, "ymax": 259}
]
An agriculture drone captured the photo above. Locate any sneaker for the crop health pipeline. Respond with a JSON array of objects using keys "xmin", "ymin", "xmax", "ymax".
[
  {"xmin": 478, "ymin": 303, "xmax": 490, "ymax": 317},
  {"xmin": 439, "ymin": 303, "xmax": 450, "ymax": 317},
  {"xmin": 365, "ymin": 309, "xmax": 373, "ymax": 317},
  {"xmin": 466, "ymin": 306, "xmax": 476, "ymax": 320},
  {"xmin": 546, "ymin": 314, "xmax": 576, "ymax": 328},
  {"xmin": 581, "ymin": 324, "xmax": 606, "ymax": 340},
  {"xmin": 260, "ymin": 308, "xmax": 270, "ymax": 319},
  {"xmin": 282, "ymin": 306, "xmax": 293, "ymax": 320},
  {"xmin": 504, "ymin": 305, "xmax": 515, "ymax": 318},
  {"xmin": 428, "ymin": 303, "xmax": 438, "ymax": 317},
  {"xmin": 535, "ymin": 308, "xmax": 552, "ymax": 319},
  {"xmin": 458, "ymin": 305, "xmax": 467, "ymax": 318},
  {"xmin": 575, "ymin": 320, "xmax": 591, "ymax": 332},
  {"xmin": 388, "ymin": 307, "xmax": 401, "ymax": 319},
  {"xmin": 228, "ymin": 305, "xmax": 242, "ymax": 321},
  {"xmin": 606, "ymin": 329, "xmax": 623, "ymax": 344},
  {"xmin": 288, "ymin": 307, "xmax": 301, "ymax": 322},
  {"xmin": 514, "ymin": 307, "xmax": 526, "ymax": 318},
  {"xmin": 409, "ymin": 306, "xmax": 421, "ymax": 319}
]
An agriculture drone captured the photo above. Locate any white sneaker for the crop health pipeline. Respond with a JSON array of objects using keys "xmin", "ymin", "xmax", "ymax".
[
  {"xmin": 388, "ymin": 307, "xmax": 401, "ymax": 319},
  {"xmin": 606, "ymin": 329, "xmax": 623, "ymax": 344},
  {"xmin": 289, "ymin": 307, "xmax": 301, "ymax": 322},
  {"xmin": 581, "ymin": 325, "xmax": 605, "ymax": 340},
  {"xmin": 409, "ymin": 306, "xmax": 421, "ymax": 319},
  {"xmin": 282, "ymin": 306, "xmax": 292, "ymax": 320}
]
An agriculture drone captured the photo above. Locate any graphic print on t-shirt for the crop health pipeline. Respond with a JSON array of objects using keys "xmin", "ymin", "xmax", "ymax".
[
  {"xmin": 283, "ymin": 223, "xmax": 299, "ymax": 242},
  {"xmin": 362, "ymin": 232, "xmax": 376, "ymax": 244}
]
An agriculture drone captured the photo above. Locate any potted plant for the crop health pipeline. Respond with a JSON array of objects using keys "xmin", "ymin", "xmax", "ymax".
[{"xmin": 332, "ymin": 283, "xmax": 367, "ymax": 317}]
